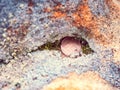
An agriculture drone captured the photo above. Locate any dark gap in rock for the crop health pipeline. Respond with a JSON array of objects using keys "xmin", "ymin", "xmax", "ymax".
[
  {"xmin": 15, "ymin": 82, "xmax": 21, "ymax": 89},
  {"xmin": 39, "ymin": 40, "xmax": 60, "ymax": 51},
  {"xmin": 38, "ymin": 36, "xmax": 94, "ymax": 55},
  {"xmin": 0, "ymin": 59, "xmax": 10, "ymax": 65}
]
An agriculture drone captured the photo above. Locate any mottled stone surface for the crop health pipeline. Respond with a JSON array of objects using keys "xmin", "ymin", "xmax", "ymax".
[
  {"xmin": 43, "ymin": 71, "xmax": 118, "ymax": 90},
  {"xmin": 0, "ymin": 0, "xmax": 120, "ymax": 90}
]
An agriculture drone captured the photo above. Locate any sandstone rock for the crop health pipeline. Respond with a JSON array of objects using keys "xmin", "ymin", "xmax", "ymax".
[{"xmin": 43, "ymin": 71, "xmax": 118, "ymax": 90}]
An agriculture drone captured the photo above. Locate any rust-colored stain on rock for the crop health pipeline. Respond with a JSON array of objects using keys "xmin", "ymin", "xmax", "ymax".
[
  {"xmin": 7, "ymin": 24, "xmax": 29, "ymax": 41},
  {"xmin": 52, "ymin": 11, "xmax": 66, "ymax": 19},
  {"xmin": 72, "ymin": 5, "xmax": 93, "ymax": 28},
  {"xmin": 49, "ymin": 0, "xmax": 108, "ymax": 45}
]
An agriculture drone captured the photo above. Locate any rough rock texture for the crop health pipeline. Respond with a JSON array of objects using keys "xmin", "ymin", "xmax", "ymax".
[
  {"xmin": 0, "ymin": 0, "xmax": 120, "ymax": 90},
  {"xmin": 43, "ymin": 71, "xmax": 118, "ymax": 90}
]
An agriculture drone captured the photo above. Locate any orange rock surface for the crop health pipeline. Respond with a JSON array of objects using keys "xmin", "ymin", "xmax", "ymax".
[{"xmin": 43, "ymin": 71, "xmax": 118, "ymax": 90}]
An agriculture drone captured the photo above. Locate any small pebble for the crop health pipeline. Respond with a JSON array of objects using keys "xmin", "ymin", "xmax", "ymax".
[
  {"xmin": 2, "ymin": 33, "xmax": 6, "ymax": 37},
  {"xmin": 19, "ymin": 4, "xmax": 25, "ymax": 9},
  {"xmin": 60, "ymin": 36, "xmax": 82, "ymax": 58},
  {"xmin": 8, "ymin": 13, "xmax": 13, "ymax": 18}
]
